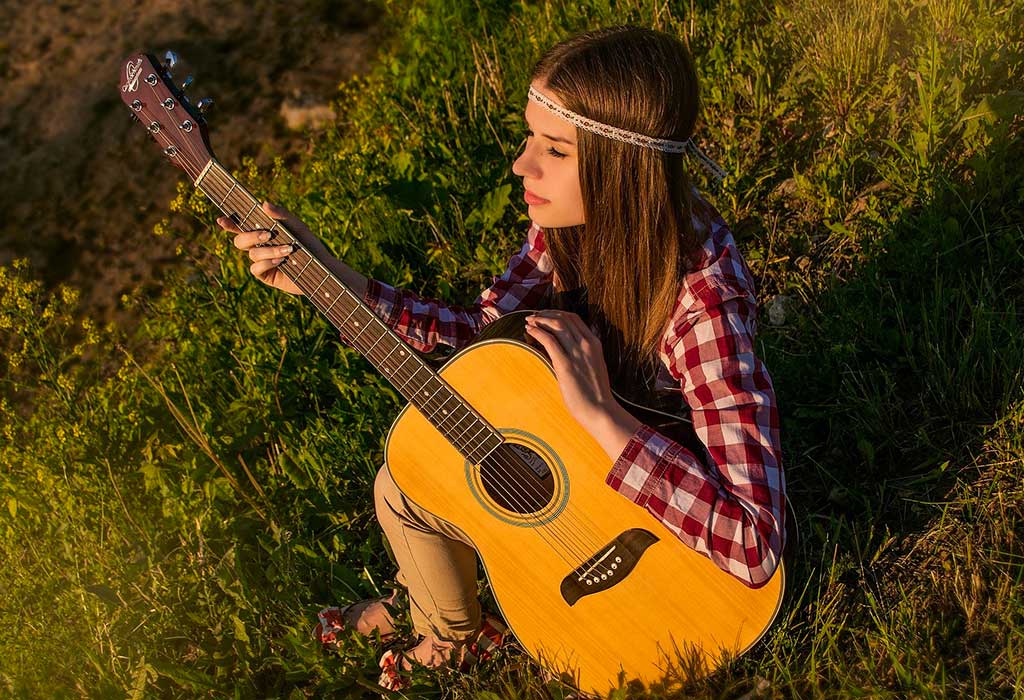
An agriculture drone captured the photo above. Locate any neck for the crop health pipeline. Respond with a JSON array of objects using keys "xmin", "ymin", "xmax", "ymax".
[{"xmin": 193, "ymin": 159, "xmax": 502, "ymax": 464}]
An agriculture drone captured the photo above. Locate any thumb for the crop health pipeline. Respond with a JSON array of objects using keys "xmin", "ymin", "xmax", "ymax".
[{"xmin": 261, "ymin": 200, "xmax": 295, "ymax": 223}]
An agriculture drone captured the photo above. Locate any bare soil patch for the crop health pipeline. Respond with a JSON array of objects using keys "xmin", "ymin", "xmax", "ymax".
[{"xmin": 0, "ymin": 0, "xmax": 387, "ymax": 327}]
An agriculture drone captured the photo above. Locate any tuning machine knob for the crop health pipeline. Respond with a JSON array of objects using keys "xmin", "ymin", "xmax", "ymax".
[
  {"xmin": 180, "ymin": 75, "xmax": 194, "ymax": 91},
  {"xmin": 196, "ymin": 97, "xmax": 214, "ymax": 114},
  {"xmin": 163, "ymin": 50, "xmax": 179, "ymax": 70}
]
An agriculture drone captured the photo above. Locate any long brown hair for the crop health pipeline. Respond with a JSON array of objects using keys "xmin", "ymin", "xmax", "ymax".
[{"xmin": 531, "ymin": 26, "xmax": 711, "ymax": 378}]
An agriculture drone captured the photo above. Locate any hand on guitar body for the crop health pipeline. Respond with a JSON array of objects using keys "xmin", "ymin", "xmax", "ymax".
[
  {"xmin": 215, "ymin": 200, "xmax": 369, "ymax": 298},
  {"xmin": 525, "ymin": 310, "xmax": 643, "ymax": 460}
]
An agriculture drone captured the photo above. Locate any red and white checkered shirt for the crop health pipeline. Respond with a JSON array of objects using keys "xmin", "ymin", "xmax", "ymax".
[{"xmin": 354, "ymin": 194, "xmax": 786, "ymax": 588}]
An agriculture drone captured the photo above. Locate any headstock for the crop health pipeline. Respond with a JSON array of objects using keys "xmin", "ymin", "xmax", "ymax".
[{"xmin": 119, "ymin": 51, "xmax": 215, "ymax": 180}]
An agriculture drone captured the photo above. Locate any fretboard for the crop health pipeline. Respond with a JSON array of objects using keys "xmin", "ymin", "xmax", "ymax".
[{"xmin": 193, "ymin": 159, "xmax": 502, "ymax": 464}]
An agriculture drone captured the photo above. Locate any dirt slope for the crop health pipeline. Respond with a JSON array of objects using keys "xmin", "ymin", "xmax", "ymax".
[{"xmin": 0, "ymin": 0, "xmax": 386, "ymax": 326}]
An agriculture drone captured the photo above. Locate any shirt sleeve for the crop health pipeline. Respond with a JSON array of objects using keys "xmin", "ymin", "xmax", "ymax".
[
  {"xmin": 604, "ymin": 284, "xmax": 786, "ymax": 588},
  {"xmin": 340, "ymin": 222, "xmax": 553, "ymax": 353}
]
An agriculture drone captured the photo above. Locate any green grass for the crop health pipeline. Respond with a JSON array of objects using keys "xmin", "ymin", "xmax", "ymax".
[{"xmin": 1, "ymin": 0, "xmax": 1023, "ymax": 697}]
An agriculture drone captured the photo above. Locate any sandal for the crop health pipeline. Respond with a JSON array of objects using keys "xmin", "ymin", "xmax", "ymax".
[
  {"xmin": 313, "ymin": 589, "xmax": 401, "ymax": 647},
  {"xmin": 377, "ymin": 612, "xmax": 509, "ymax": 691}
]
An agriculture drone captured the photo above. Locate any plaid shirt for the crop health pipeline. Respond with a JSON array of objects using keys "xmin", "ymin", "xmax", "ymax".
[{"xmin": 354, "ymin": 196, "xmax": 785, "ymax": 588}]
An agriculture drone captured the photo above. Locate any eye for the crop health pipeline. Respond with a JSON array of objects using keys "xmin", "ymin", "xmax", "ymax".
[{"xmin": 525, "ymin": 131, "xmax": 567, "ymax": 159}]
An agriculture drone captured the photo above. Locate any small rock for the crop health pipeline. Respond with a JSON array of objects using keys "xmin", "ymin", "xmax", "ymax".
[
  {"xmin": 766, "ymin": 294, "xmax": 795, "ymax": 326},
  {"xmin": 279, "ymin": 98, "xmax": 336, "ymax": 130},
  {"xmin": 772, "ymin": 177, "xmax": 797, "ymax": 199}
]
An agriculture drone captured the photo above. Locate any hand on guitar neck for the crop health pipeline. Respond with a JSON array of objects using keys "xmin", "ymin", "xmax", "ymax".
[{"xmin": 216, "ymin": 200, "xmax": 369, "ymax": 299}]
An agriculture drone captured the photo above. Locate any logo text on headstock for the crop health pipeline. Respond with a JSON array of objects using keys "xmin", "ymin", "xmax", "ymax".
[{"xmin": 122, "ymin": 58, "xmax": 143, "ymax": 93}]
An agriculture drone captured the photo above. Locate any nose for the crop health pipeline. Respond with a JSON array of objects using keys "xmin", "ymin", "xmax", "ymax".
[{"xmin": 512, "ymin": 139, "xmax": 540, "ymax": 179}]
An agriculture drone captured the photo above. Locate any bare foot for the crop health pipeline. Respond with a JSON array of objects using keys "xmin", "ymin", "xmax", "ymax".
[{"xmin": 401, "ymin": 634, "xmax": 462, "ymax": 669}]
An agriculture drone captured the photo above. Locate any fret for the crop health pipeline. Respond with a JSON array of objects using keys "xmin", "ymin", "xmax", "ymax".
[
  {"xmin": 472, "ymin": 434, "xmax": 502, "ymax": 464},
  {"xmin": 382, "ymin": 352, "xmax": 414, "ymax": 387},
  {"xmin": 436, "ymin": 396, "xmax": 469, "ymax": 431},
  {"xmin": 240, "ymin": 202, "xmax": 258, "ymax": 226},
  {"xmin": 348, "ymin": 314, "xmax": 375, "ymax": 344},
  {"xmin": 194, "ymin": 159, "xmax": 215, "ymax": 188},
  {"xmin": 339, "ymin": 304, "xmax": 360, "ymax": 327},
  {"xmin": 452, "ymin": 418, "xmax": 488, "ymax": 460},
  {"xmin": 189, "ymin": 160, "xmax": 498, "ymax": 461},
  {"xmin": 377, "ymin": 342, "xmax": 403, "ymax": 372},
  {"xmin": 309, "ymin": 274, "xmax": 329, "ymax": 297},
  {"xmin": 464, "ymin": 423, "xmax": 493, "ymax": 461},
  {"xmin": 396, "ymin": 363, "xmax": 425, "ymax": 393},
  {"xmin": 323, "ymin": 292, "xmax": 342, "ymax": 315},
  {"xmin": 220, "ymin": 182, "xmax": 237, "ymax": 206},
  {"xmin": 433, "ymin": 392, "xmax": 458, "ymax": 422},
  {"xmin": 427, "ymin": 391, "xmax": 469, "ymax": 440},
  {"xmin": 413, "ymin": 373, "xmax": 439, "ymax": 401},
  {"xmin": 421, "ymin": 382, "xmax": 448, "ymax": 421},
  {"xmin": 362, "ymin": 327, "xmax": 387, "ymax": 354},
  {"xmin": 453, "ymin": 409, "xmax": 487, "ymax": 445}
]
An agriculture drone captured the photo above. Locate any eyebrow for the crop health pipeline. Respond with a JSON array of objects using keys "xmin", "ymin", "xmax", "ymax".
[{"xmin": 524, "ymin": 114, "xmax": 576, "ymax": 146}]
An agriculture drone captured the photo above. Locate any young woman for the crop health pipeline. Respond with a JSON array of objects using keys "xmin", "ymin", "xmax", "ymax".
[{"xmin": 217, "ymin": 25, "xmax": 786, "ymax": 691}]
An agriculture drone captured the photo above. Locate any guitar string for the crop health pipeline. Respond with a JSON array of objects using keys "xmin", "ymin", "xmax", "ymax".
[
  {"xmin": 143, "ymin": 132, "xmax": 699, "ymax": 596},
  {"xmin": 144, "ymin": 132, "xmax": 618, "ymax": 573},
  {"xmin": 168, "ymin": 151, "xmax": 781, "ymax": 640},
  {"xmin": 198, "ymin": 166, "xmax": 615, "ymax": 570},
  {"xmin": 201, "ymin": 167, "xmax": 622, "ymax": 569},
  {"xmin": 196, "ymin": 168, "xmax": 598, "ymax": 566}
]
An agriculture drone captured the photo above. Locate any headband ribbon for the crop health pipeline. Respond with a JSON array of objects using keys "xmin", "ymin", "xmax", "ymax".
[{"xmin": 527, "ymin": 85, "xmax": 727, "ymax": 183}]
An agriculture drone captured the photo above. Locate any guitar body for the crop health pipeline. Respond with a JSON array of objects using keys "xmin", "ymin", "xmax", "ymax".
[
  {"xmin": 385, "ymin": 311, "xmax": 785, "ymax": 697},
  {"xmin": 117, "ymin": 53, "xmax": 787, "ymax": 697}
]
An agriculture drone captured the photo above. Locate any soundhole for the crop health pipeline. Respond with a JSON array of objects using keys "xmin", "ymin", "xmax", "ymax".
[{"xmin": 479, "ymin": 443, "xmax": 554, "ymax": 514}]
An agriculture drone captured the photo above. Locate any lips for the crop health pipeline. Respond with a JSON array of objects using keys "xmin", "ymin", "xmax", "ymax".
[{"xmin": 524, "ymin": 189, "xmax": 549, "ymax": 205}]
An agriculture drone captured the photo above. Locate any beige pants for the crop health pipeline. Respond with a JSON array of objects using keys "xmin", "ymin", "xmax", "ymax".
[{"xmin": 373, "ymin": 463, "xmax": 482, "ymax": 642}]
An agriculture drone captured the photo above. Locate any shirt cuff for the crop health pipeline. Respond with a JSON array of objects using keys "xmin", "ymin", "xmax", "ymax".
[
  {"xmin": 362, "ymin": 278, "xmax": 403, "ymax": 328},
  {"xmin": 604, "ymin": 424, "xmax": 662, "ymax": 507},
  {"xmin": 339, "ymin": 279, "xmax": 400, "ymax": 348}
]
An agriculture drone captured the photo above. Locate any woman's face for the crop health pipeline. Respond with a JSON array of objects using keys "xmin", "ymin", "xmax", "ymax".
[{"xmin": 512, "ymin": 81, "xmax": 585, "ymax": 228}]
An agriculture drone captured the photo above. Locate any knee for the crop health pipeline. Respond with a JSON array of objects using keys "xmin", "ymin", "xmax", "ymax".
[{"xmin": 373, "ymin": 463, "xmax": 398, "ymax": 519}]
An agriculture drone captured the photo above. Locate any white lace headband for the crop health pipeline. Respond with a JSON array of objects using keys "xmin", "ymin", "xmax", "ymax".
[{"xmin": 527, "ymin": 85, "xmax": 727, "ymax": 183}]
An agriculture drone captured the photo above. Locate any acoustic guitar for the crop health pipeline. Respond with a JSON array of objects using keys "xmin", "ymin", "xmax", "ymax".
[{"xmin": 119, "ymin": 51, "xmax": 788, "ymax": 697}]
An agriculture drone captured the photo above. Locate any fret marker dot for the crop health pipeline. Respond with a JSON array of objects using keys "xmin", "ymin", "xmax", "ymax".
[
  {"xmin": 291, "ymin": 259, "xmax": 297, "ymax": 265},
  {"xmin": 442, "ymin": 409, "xmax": 448, "ymax": 415},
  {"xmin": 354, "ymin": 321, "xmax": 359, "ymax": 326},
  {"xmin": 324, "ymin": 292, "xmax": 330, "ymax": 298},
  {"xmin": 399, "ymin": 351, "xmax": 405, "ymax": 356}
]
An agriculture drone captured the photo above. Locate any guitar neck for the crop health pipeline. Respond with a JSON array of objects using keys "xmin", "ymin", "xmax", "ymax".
[{"xmin": 193, "ymin": 159, "xmax": 503, "ymax": 464}]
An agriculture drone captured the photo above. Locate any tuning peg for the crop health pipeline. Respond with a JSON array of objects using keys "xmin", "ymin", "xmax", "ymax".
[
  {"xmin": 164, "ymin": 50, "xmax": 179, "ymax": 69},
  {"xmin": 180, "ymin": 75, "xmax": 194, "ymax": 91},
  {"xmin": 197, "ymin": 97, "xmax": 214, "ymax": 114}
]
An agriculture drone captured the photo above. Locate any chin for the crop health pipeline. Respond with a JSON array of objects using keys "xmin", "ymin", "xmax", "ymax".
[{"xmin": 529, "ymin": 210, "xmax": 584, "ymax": 228}]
